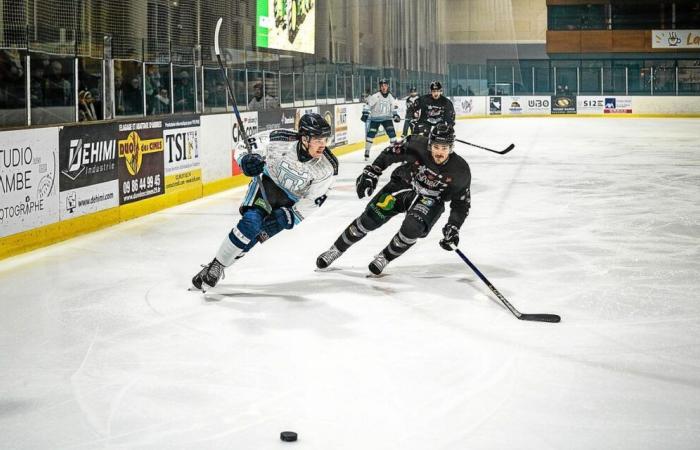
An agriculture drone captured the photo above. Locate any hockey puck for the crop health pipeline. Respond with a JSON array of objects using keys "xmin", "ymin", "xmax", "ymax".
[{"xmin": 280, "ymin": 431, "xmax": 298, "ymax": 442}]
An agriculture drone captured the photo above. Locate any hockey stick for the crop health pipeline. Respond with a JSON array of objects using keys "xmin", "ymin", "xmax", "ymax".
[
  {"xmin": 454, "ymin": 248, "xmax": 560, "ymax": 323},
  {"xmin": 455, "ymin": 138, "xmax": 515, "ymax": 155},
  {"xmin": 214, "ymin": 17, "xmax": 268, "ymax": 202}
]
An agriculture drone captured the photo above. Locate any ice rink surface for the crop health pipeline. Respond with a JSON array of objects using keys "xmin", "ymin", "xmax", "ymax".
[{"xmin": 1, "ymin": 118, "xmax": 699, "ymax": 449}]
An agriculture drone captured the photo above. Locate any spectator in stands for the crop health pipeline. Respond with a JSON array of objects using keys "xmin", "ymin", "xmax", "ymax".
[
  {"xmin": 206, "ymin": 81, "xmax": 227, "ymax": 108},
  {"xmin": 78, "ymin": 89, "xmax": 97, "ymax": 121},
  {"xmin": 30, "ymin": 64, "xmax": 45, "ymax": 106},
  {"xmin": 0, "ymin": 49, "xmax": 25, "ymax": 108},
  {"xmin": 145, "ymin": 65, "xmax": 163, "ymax": 114},
  {"xmin": 44, "ymin": 60, "xmax": 72, "ymax": 106},
  {"xmin": 121, "ymin": 76, "xmax": 143, "ymax": 115},
  {"xmin": 154, "ymin": 88, "xmax": 170, "ymax": 114},
  {"xmin": 174, "ymin": 69, "xmax": 194, "ymax": 112},
  {"xmin": 247, "ymin": 80, "xmax": 279, "ymax": 110}
]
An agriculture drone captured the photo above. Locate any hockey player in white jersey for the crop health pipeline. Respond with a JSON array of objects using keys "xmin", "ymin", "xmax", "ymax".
[
  {"xmin": 192, "ymin": 113, "xmax": 338, "ymax": 291},
  {"xmin": 362, "ymin": 78, "xmax": 400, "ymax": 161}
]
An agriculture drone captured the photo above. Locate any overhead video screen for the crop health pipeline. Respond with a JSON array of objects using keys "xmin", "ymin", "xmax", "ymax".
[{"xmin": 256, "ymin": 0, "xmax": 316, "ymax": 54}]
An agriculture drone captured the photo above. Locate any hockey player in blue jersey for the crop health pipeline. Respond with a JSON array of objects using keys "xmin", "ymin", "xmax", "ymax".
[
  {"xmin": 362, "ymin": 78, "xmax": 401, "ymax": 161},
  {"xmin": 192, "ymin": 113, "xmax": 338, "ymax": 291}
]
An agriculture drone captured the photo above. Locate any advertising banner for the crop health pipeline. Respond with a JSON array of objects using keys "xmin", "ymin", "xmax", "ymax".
[
  {"xmin": 1, "ymin": 127, "xmax": 59, "ymax": 237},
  {"xmin": 551, "ymin": 95, "xmax": 577, "ymax": 114},
  {"xmin": 453, "ymin": 97, "xmax": 475, "ymax": 116},
  {"xmin": 603, "ymin": 97, "xmax": 633, "ymax": 114},
  {"xmin": 163, "ymin": 116, "xmax": 202, "ymax": 192},
  {"xmin": 652, "ymin": 30, "xmax": 700, "ymax": 49},
  {"xmin": 258, "ymin": 108, "xmax": 296, "ymax": 131},
  {"xmin": 504, "ymin": 96, "xmax": 524, "ymax": 115},
  {"xmin": 577, "ymin": 96, "xmax": 634, "ymax": 114},
  {"xmin": 59, "ymin": 122, "xmax": 119, "ymax": 219},
  {"xmin": 521, "ymin": 96, "xmax": 551, "ymax": 115},
  {"xmin": 231, "ymin": 111, "xmax": 258, "ymax": 176},
  {"xmin": 489, "ymin": 96, "xmax": 502, "ymax": 115},
  {"xmin": 117, "ymin": 120, "xmax": 165, "ymax": 205},
  {"xmin": 318, "ymin": 105, "xmax": 335, "ymax": 145},
  {"xmin": 334, "ymin": 104, "xmax": 349, "ymax": 146},
  {"xmin": 577, "ymin": 96, "xmax": 606, "ymax": 114}
]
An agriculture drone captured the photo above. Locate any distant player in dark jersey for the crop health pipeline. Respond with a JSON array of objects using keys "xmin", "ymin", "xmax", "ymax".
[
  {"xmin": 402, "ymin": 85, "xmax": 420, "ymax": 137},
  {"xmin": 316, "ymin": 124, "xmax": 470, "ymax": 275},
  {"xmin": 413, "ymin": 81, "xmax": 455, "ymax": 137}
]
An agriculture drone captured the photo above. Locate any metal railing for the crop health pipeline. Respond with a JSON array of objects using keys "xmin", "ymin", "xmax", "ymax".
[
  {"xmin": 447, "ymin": 60, "xmax": 700, "ymax": 97},
  {"xmin": 0, "ymin": 42, "xmax": 445, "ymax": 129}
]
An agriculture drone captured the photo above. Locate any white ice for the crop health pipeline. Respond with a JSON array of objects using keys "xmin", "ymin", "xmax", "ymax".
[{"xmin": 1, "ymin": 118, "xmax": 699, "ymax": 449}]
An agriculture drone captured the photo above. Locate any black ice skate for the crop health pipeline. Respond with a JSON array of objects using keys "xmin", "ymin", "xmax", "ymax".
[
  {"xmin": 368, "ymin": 253, "xmax": 390, "ymax": 275},
  {"xmin": 192, "ymin": 258, "xmax": 226, "ymax": 291},
  {"xmin": 316, "ymin": 245, "xmax": 343, "ymax": 269}
]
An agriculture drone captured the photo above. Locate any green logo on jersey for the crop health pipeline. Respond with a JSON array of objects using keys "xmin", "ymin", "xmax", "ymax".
[{"xmin": 376, "ymin": 193, "xmax": 396, "ymax": 211}]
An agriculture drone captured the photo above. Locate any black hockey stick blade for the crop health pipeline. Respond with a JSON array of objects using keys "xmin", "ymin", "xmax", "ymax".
[
  {"xmin": 454, "ymin": 138, "xmax": 515, "ymax": 155},
  {"xmin": 519, "ymin": 313, "xmax": 561, "ymax": 323},
  {"xmin": 500, "ymin": 143, "xmax": 515, "ymax": 154}
]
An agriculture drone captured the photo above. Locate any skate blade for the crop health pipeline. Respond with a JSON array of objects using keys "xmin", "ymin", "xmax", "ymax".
[
  {"xmin": 366, "ymin": 273, "xmax": 388, "ymax": 279},
  {"xmin": 314, "ymin": 267, "xmax": 342, "ymax": 273}
]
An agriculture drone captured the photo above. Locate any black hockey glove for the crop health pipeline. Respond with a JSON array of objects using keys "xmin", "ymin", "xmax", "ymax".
[
  {"xmin": 361, "ymin": 111, "xmax": 369, "ymax": 123},
  {"xmin": 393, "ymin": 113, "xmax": 401, "ymax": 123},
  {"xmin": 240, "ymin": 153, "xmax": 265, "ymax": 177},
  {"xmin": 259, "ymin": 207, "xmax": 295, "ymax": 242},
  {"xmin": 439, "ymin": 223, "xmax": 460, "ymax": 251},
  {"xmin": 356, "ymin": 165, "xmax": 382, "ymax": 199}
]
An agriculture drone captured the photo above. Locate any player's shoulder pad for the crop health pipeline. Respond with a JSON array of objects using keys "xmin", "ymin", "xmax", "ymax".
[
  {"xmin": 450, "ymin": 152, "xmax": 471, "ymax": 172},
  {"xmin": 323, "ymin": 148, "xmax": 339, "ymax": 175},
  {"xmin": 406, "ymin": 133, "xmax": 429, "ymax": 151},
  {"xmin": 270, "ymin": 129, "xmax": 300, "ymax": 142}
]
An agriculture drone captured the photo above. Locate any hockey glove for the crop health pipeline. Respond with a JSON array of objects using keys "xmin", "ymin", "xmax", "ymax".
[
  {"xmin": 439, "ymin": 223, "xmax": 460, "ymax": 251},
  {"xmin": 240, "ymin": 153, "xmax": 265, "ymax": 177},
  {"xmin": 356, "ymin": 165, "xmax": 382, "ymax": 199},
  {"xmin": 393, "ymin": 113, "xmax": 401, "ymax": 123},
  {"xmin": 259, "ymin": 207, "xmax": 295, "ymax": 241},
  {"xmin": 361, "ymin": 111, "xmax": 369, "ymax": 123}
]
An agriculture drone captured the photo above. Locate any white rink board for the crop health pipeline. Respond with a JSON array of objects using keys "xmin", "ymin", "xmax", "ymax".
[
  {"xmin": 0, "ymin": 127, "xmax": 60, "ymax": 237},
  {"xmin": 199, "ymin": 113, "xmax": 235, "ymax": 183}
]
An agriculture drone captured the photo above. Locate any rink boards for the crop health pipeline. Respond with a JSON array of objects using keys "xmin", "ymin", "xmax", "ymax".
[
  {"xmin": 454, "ymin": 95, "xmax": 700, "ymax": 119},
  {"xmin": 2, "ymin": 96, "xmax": 699, "ymax": 260}
]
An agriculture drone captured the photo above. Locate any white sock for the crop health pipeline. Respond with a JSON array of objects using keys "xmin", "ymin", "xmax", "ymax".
[{"xmin": 215, "ymin": 236, "xmax": 245, "ymax": 266}]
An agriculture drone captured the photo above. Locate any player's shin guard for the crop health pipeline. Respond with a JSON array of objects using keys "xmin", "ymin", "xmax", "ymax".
[
  {"xmin": 369, "ymin": 231, "xmax": 417, "ymax": 275},
  {"xmin": 317, "ymin": 216, "xmax": 374, "ymax": 269},
  {"xmin": 335, "ymin": 216, "xmax": 373, "ymax": 252}
]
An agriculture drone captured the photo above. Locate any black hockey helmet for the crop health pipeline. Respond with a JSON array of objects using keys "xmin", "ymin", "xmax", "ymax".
[
  {"xmin": 378, "ymin": 78, "xmax": 389, "ymax": 87},
  {"xmin": 428, "ymin": 123, "xmax": 455, "ymax": 150},
  {"xmin": 409, "ymin": 85, "xmax": 417, "ymax": 92},
  {"xmin": 430, "ymin": 80, "xmax": 443, "ymax": 91},
  {"xmin": 298, "ymin": 113, "xmax": 331, "ymax": 138}
]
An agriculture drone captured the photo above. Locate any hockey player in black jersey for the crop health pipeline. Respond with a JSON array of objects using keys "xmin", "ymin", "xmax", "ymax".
[
  {"xmin": 402, "ymin": 86, "xmax": 420, "ymax": 137},
  {"xmin": 413, "ymin": 81, "xmax": 456, "ymax": 137},
  {"xmin": 316, "ymin": 123, "xmax": 470, "ymax": 275}
]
